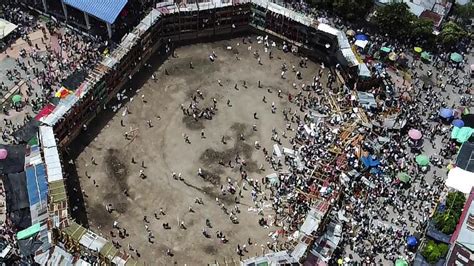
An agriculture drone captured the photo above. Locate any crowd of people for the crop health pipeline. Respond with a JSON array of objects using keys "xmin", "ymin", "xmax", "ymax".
[
  {"xmin": 77, "ymin": 23, "xmax": 470, "ymax": 265},
  {"xmin": 0, "ymin": 4, "xmax": 104, "ymax": 144},
  {"xmin": 0, "ymin": 1, "xmax": 472, "ymax": 265}
]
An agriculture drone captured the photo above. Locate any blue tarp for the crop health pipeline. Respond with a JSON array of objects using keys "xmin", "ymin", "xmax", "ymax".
[
  {"xmin": 25, "ymin": 164, "xmax": 48, "ymax": 206},
  {"xmin": 63, "ymin": 0, "xmax": 128, "ymax": 24},
  {"xmin": 355, "ymin": 34, "xmax": 369, "ymax": 41},
  {"xmin": 361, "ymin": 156, "xmax": 380, "ymax": 168}
]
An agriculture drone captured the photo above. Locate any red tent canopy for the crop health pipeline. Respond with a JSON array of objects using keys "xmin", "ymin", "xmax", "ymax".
[{"xmin": 34, "ymin": 103, "xmax": 56, "ymax": 121}]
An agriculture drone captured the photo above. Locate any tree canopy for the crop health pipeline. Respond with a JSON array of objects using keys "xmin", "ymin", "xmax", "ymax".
[
  {"xmin": 411, "ymin": 17, "xmax": 435, "ymax": 44},
  {"xmin": 422, "ymin": 240, "xmax": 449, "ymax": 264},
  {"xmin": 372, "ymin": 3, "xmax": 415, "ymax": 38},
  {"xmin": 306, "ymin": 0, "xmax": 373, "ymax": 21},
  {"xmin": 453, "ymin": 2, "xmax": 474, "ymax": 29},
  {"xmin": 333, "ymin": 0, "xmax": 374, "ymax": 21},
  {"xmin": 439, "ymin": 21, "xmax": 468, "ymax": 47},
  {"xmin": 432, "ymin": 191, "xmax": 466, "ymax": 234}
]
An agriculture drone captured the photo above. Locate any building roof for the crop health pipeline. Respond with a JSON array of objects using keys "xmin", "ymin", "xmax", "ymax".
[
  {"xmin": 100, "ymin": 241, "xmax": 118, "ymax": 261},
  {"xmin": 447, "ymin": 243, "xmax": 474, "ymax": 265},
  {"xmin": 242, "ymin": 250, "xmax": 298, "ymax": 266},
  {"xmin": 63, "ymin": 221, "xmax": 87, "ymax": 242},
  {"xmin": 79, "ymin": 230, "xmax": 107, "ymax": 252},
  {"xmin": 405, "ymin": 1, "xmax": 426, "ymax": 17},
  {"xmin": 63, "ymin": 0, "xmax": 128, "ymax": 24},
  {"xmin": 49, "ymin": 180, "xmax": 67, "ymax": 203},
  {"xmin": 419, "ymin": 10, "xmax": 442, "ymax": 28},
  {"xmin": 25, "ymin": 163, "xmax": 48, "ymax": 206},
  {"xmin": 48, "ymin": 246, "xmax": 74, "ymax": 266},
  {"xmin": 451, "ymin": 187, "xmax": 474, "ymax": 252},
  {"xmin": 411, "ymin": 0, "xmax": 436, "ymax": 10},
  {"xmin": 456, "ymin": 142, "xmax": 474, "ymax": 172}
]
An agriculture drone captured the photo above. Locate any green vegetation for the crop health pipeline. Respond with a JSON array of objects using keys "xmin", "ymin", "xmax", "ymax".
[
  {"xmin": 332, "ymin": 0, "xmax": 374, "ymax": 21},
  {"xmin": 372, "ymin": 3, "xmax": 414, "ymax": 38},
  {"xmin": 371, "ymin": 3, "xmax": 469, "ymax": 47},
  {"xmin": 307, "ymin": 0, "xmax": 373, "ymax": 21},
  {"xmin": 433, "ymin": 191, "xmax": 466, "ymax": 235},
  {"xmin": 422, "ymin": 240, "xmax": 449, "ymax": 264},
  {"xmin": 453, "ymin": 2, "xmax": 474, "ymax": 29},
  {"xmin": 411, "ymin": 17, "xmax": 436, "ymax": 43},
  {"xmin": 438, "ymin": 21, "xmax": 468, "ymax": 47}
]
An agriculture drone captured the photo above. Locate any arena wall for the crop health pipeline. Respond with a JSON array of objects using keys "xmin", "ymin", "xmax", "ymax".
[
  {"xmin": 25, "ymin": 1, "xmax": 359, "ymax": 264},
  {"xmin": 41, "ymin": 1, "xmax": 347, "ymax": 148}
]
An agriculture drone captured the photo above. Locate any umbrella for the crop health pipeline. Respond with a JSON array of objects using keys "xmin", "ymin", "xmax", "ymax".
[
  {"xmin": 407, "ymin": 236, "xmax": 418, "ymax": 246},
  {"xmin": 415, "ymin": 154, "xmax": 430, "ymax": 166},
  {"xmin": 450, "ymin": 52, "xmax": 463, "ymax": 63},
  {"xmin": 355, "ymin": 34, "xmax": 369, "ymax": 41},
  {"xmin": 12, "ymin": 94, "xmax": 22, "ymax": 104},
  {"xmin": 397, "ymin": 172, "xmax": 411, "ymax": 183},
  {"xmin": 395, "ymin": 258, "xmax": 409, "ymax": 266},
  {"xmin": 452, "ymin": 119, "xmax": 464, "ymax": 128},
  {"xmin": 414, "ymin": 47, "xmax": 422, "ymax": 53},
  {"xmin": 380, "ymin": 47, "xmax": 391, "ymax": 53},
  {"xmin": 55, "ymin": 88, "xmax": 71, "ymax": 99},
  {"xmin": 408, "ymin": 129, "xmax": 422, "ymax": 140},
  {"xmin": 388, "ymin": 52, "xmax": 398, "ymax": 61},
  {"xmin": 0, "ymin": 149, "xmax": 7, "ymax": 160},
  {"xmin": 439, "ymin": 108, "xmax": 453, "ymax": 118},
  {"xmin": 346, "ymin": 29, "xmax": 356, "ymax": 36},
  {"xmin": 420, "ymin": 51, "xmax": 431, "ymax": 61}
]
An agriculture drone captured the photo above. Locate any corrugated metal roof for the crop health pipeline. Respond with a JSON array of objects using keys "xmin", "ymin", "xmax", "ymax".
[
  {"xmin": 48, "ymin": 246, "xmax": 74, "ymax": 266},
  {"xmin": 136, "ymin": 9, "xmax": 161, "ymax": 33},
  {"xmin": 100, "ymin": 241, "xmax": 118, "ymax": 260},
  {"xmin": 300, "ymin": 214, "xmax": 321, "ymax": 235},
  {"xmin": 44, "ymin": 147, "xmax": 63, "ymax": 183},
  {"xmin": 63, "ymin": 222, "xmax": 87, "ymax": 242},
  {"xmin": 317, "ymin": 23, "xmax": 339, "ymax": 36},
  {"xmin": 290, "ymin": 242, "xmax": 308, "ymax": 261},
  {"xmin": 63, "ymin": 0, "xmax": 128, "ymax": 24},
  {"xmin": 49, "ymin": 180, "xmax": 67, "ymax": 203},
  {"xmin": 341, "ymin": 47, "xmax": 359, "ymax": 67},
  {"xmin": 26, "ymin": 164, "xmax": 48, "ymax": 206},
  {"xmin": 79, "ymin": 231, "xmax": 107, "ymax": 251},
  {"xmin": 39, "ymin": 126, "xmax": 55, "ymax": 148}
]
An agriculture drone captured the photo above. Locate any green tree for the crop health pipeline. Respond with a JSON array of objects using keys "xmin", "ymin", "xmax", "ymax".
[
  {"xmin": 453, "ymin": 2, "xmax": 474, "ymax": 28},
  {"xmin": 333, "ymin": 0, "xmax": 374, "ymax": 21},
  {"xmin": 411, "ymin": 17, "xmax": 435, "ymax": 43},
  {"xmin": 438, "ymin": 21, "xmax": 467, "ymax": 47},
  {"xmin": 372, "ymin": 3, "xmax": 415, "ymax": 38},
  {"xmin": 422, "ymin": 240, "xmax": 449, "ymax": 264},
  {"xmin": 433, "ymin": 191, "xmax": 466, "ymax": 234},
  {"xmin": 306, "ymin": 0, "xmax": 332, "ymax": 9}
]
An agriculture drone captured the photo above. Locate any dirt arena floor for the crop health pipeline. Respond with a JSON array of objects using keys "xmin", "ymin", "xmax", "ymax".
[{"xmin": 75, "ymin": 36, "xmax": 326, "ymax": 265}]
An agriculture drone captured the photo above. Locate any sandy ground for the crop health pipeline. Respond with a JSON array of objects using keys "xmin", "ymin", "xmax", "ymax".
[{"xmin": 75, "ymin": 37, "xmax": 325, "ymax": 265}]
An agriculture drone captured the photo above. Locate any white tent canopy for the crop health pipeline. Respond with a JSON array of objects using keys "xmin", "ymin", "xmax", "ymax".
[
  {"xmin": 0, "ymin": 19, "xmax": 18, "ymax": 40},
  {"xmin": 354, "ymin": 39, "xmax": 369, "ymax": 49},
  {"xmin": 446, "ymin": 167, "xmax": 474, "ymax": 193}
]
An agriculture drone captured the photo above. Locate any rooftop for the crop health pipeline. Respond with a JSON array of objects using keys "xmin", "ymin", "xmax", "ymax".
[{"xmin": 63, "ymin": 0, "xmax": 128, "ymax": 24}]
